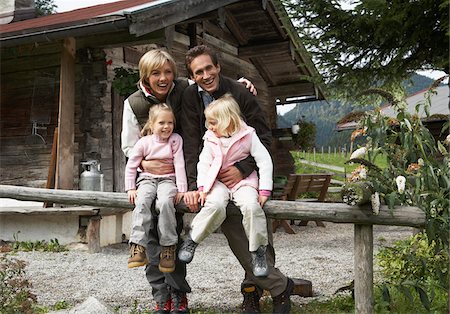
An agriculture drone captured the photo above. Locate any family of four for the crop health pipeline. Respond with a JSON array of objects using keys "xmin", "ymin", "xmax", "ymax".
[{"xmin": 121, "ymin": 45, "xmax": 294, "ymax": 314}]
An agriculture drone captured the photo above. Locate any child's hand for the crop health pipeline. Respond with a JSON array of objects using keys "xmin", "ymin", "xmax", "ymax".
[
  {"xmin": 175, "ymin": 192, "xmax": 184, "ymax": 205},
  {"xmin": 258, "ymin": 195, "xmax": 269, "ymax": 207},
  {"xmin": 199, "ymin": 191, "xmax": 207, "ymax": 206},
  {"xmin": 127, "ymin": 189, "xmax": 137, "ymax": 204}
]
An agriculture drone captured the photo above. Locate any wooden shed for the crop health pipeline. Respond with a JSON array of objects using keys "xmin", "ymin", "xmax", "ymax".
[{"xmin": 1, "ymin": 0, "xmax": 325, "ymax": 193}]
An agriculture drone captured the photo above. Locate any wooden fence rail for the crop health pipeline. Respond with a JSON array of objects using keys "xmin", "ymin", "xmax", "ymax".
[{"xmin": 0, "ymin": 184, "xmax": 426, "ymax": 314}]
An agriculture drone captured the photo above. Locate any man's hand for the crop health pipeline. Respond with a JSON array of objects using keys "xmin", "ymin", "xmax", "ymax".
[
  {"xmin": 175, "ymin": 192, "xmax": 184, "ymax": 205},
  {"xmin": 127, "ymin": 189, "xmax": 137, "ymax": 204},
  {"xmin": 238, "ymin": 77, "xmax": 257, "ymax": 96},
  {"xmin": 183, "ymin": 191, "xmax": 200, "ymax": 212},
  {"xmin": 141, "ymin": 159, "xmax": 174, "ymax": 175},
  {"xmin": 218, "ymin": 166, "xmax": 243, "ymax": 188},
  {"xmin": 199, "ymin": 191, "xmax": 207, "ymax": 206}
]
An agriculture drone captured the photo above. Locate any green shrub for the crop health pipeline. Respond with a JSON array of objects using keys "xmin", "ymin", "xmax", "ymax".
[
  {"xmin": 376, "ymin": 232, "xmax": 448, "ymax": 311},
  {"xmin": 0, "ymin": 255, "xmax": 37, "ymax": 314},
  {"xmin": 11, "ymin": 236, "xmax": 67, "ymax": 253}
]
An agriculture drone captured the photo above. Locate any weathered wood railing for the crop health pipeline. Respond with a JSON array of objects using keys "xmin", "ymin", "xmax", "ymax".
[{"xmin": 0, "ymin": 184, "xmax": 425, "ymax": 314}]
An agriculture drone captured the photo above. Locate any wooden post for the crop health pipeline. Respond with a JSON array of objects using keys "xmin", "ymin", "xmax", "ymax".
[
  {"xmin": 43, "ymin": 127, "xmax": 58, "ymax": 208},
  {"xmin": 87, "ymin": 216, "xmax": 102, "ymax": 253},
  {"xmin": 56, "ymin": 37, "xmax": 76, "ymax": 190},
  {"xmin": 354, "ymin": 224, "xmax": 374, "ymax": 314}
]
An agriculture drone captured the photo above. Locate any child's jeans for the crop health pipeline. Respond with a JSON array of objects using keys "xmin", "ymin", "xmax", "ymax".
[
  {"xmin": 190, "ymin": 181, "xmax": 268, "ymax": 251},
  {"xmin": 129, "ymin": 175, "xmax": 178, "ymax": 247}
]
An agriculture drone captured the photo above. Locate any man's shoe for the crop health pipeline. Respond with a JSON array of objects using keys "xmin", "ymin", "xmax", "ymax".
[
  {"xmin": 127, "ymin": 243, "xmax": 148, "ymax": 268},
  {"xmin": 159, "ymin": 245, "xmax": 176, "ymax": 273},
  {"xmin": 154, "ymin": 298, "xmax": 171, "ymax": 314},
  {"xmin": 170, "ymin": 289, "xmax": 188, "ymax": 313},
  {"xmin": 241, "ymin": 285, "xmax": 261, "ymax": 313},
  {"xmin": 251, "ymin": 245, "xmax": 269, "ymax": 277},
  {"xmin": 272, "ymin": 278, "xmax": 294, "ymax": 314},
  {"xmin": 178, "ymin": 238, "xmax": 198, "ymax": 263}
]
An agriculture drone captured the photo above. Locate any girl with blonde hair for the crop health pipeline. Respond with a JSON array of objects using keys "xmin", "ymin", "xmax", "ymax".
[
  {"xmin": 178, "ymin": 94, "xmax": 273, "ymax": 277},
  {"xmin": 125, "ymin": 103, "xmax": 187, "ymax": 275}
]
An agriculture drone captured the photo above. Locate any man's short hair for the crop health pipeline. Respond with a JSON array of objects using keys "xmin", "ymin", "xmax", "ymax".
[{"xmin": 185, "ymin": 45, "xmax": 219, "ymax": 77}]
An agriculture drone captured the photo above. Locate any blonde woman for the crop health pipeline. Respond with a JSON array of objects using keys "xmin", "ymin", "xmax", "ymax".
[{"xmin": 178, "ymin": 94, "xmax": 273, "ymax": 277}]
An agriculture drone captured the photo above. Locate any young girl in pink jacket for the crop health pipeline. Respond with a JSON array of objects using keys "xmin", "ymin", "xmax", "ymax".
[
  {"xmin": 178, "ymin": 94, "xmax": 273, "ymax": 277},
  {"xmin": 125, "ymin": 104, "xmax": 187, "ymax": 273}
]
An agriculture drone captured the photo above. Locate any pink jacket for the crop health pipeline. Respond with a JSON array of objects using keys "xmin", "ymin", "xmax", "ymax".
[
  {"xmin": 197, "ymin": 122, "xmax": 273, "ymax": 194},
  {"xmin": 125, "ymin": 133, "xmax": 187, "ymax": 192}
]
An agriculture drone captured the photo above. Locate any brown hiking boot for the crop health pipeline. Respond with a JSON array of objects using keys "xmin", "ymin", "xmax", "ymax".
[
  {"xmin": 127, "ymin": 243, "xmax": 148, "ymax": 268},
  {"xmin": 241, "ymin": 285, "xmax": 261, "ymax": 313},
  {"xmin": 159, "ymin": 245, "xmax": 176, "ymax": 273}
]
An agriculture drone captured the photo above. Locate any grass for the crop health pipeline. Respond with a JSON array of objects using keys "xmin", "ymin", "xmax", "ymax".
[
  {"xmin": 291, "ymin": 151, "xmax": 389, "ymax": 182},
  {"xmin": 125, "ymin": 288, "xmax": 447, "ymax": 313}
]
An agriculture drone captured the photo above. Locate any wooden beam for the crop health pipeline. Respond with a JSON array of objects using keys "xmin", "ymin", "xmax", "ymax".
[
  {"xmin": 265, "ymin": 0, "xmax": 287, "ymax": 40},
  {"xmin": 239, "ymin": 41, "xmax": 290, "ymax": 59},
  {"xmin": 221, "ymin": 8, "xmax": 248, "ymax": 45},
  {"xmin": 129, "ymin": 0, "xmax": 241, "ymax": 37},
  {"xmin": 0, "ymin": 185, "xmax": 426, "ymax": 228},
  {"xmin": 269, "ymin": 82, "xmax": 316, "ymax": 100},
  {"xmin": 56, "ymin": 37, "xmax": 76, "ymax": 190},
  {"xmin": 251, "ymin": 57, "xmax": 276, "ymax": 86}
]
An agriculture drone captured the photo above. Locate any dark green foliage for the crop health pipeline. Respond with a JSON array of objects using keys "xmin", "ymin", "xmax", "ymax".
[
  {"xmin": 292, "ymin": 120, "xmax": 316, "ymax": 150},
  {"xmin": 35, "ymin": 0, "xmax": 57, "ymax": 16},
  {"xmin": 281, "ymin": 0, "xmax": 449, "ymax": 100},
  {"xmin": 112, "ymin": 67, "xmax": 140, "ymax": 97},
  {"xmin": 376, "ymin": 233, "xmax": 449, "ymax": 312}
]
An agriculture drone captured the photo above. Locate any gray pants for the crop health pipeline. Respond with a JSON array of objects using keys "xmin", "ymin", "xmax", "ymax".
[
  {"xmin": 221, "ymin": 208, "xmax": 288, "ymax": 297},
  {"xmin": 130, "ymin": 176, "xmax": 178, "ymax": 247},
  {"xmin": 145, "ymin": 212, "xmax": 191, "ymax": 302},
  {"xmin": 132, "ymin": 176, "xmax": 191, "ymax": 302}
]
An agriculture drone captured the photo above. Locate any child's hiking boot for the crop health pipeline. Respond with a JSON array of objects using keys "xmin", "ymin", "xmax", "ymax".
[
  {"xmin": 170, "ymin": 289, "xmax": 188, "ymax": 313},
  {"xmin": 241, "ymin": 285, "xmax": 261, "ymax": 313},
  {"xmin": 154, "ymin": 298, "xmax": 171, "ymax": 314},
  {"xmin": 272, "ymin": 278, "xmax": 294, "ymax": 313},
  {"xmin": 251, "ymin": 245, "xmax": 269, "ymax": 277},
  {"xmin": 178, "ymin": 238, "xmax": 198, "ymax": 263},
  {"xmin": 127, "ymin": 243, "xmax": 148, "ymax": 268},
  {"xmin": 159, "ymin": 245, "xmax": 176, "ymax": 273}
]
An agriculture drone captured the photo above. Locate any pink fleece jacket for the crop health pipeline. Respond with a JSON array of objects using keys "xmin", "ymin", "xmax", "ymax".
[
  {"xmin": 197, "ymin": 122, "xmax": 273, "ymax": 194},
  {"xmin": 124, "ymin": 133, "xmax": 187, "ymax": 192}
]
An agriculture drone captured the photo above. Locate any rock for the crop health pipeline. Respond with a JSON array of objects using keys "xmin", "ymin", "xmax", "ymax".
[{"xmin": 49, "ymin": 297, "xmax": 115, "ymax": 314}]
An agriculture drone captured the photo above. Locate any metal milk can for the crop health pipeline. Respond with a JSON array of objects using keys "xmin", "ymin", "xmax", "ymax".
[{"xmin": 79, "ymin": 160, "xmax": 104, "ymax": 191}]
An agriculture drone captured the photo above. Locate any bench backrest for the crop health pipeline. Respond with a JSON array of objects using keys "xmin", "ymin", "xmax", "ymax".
[{"xmin": 279, "ymin": 173, "xmax": 332, "ymax": 201}]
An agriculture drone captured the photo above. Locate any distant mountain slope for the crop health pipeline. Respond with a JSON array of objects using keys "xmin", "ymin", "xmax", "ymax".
[{"xmin": 277, "ymin": 74, "xmax": 440, "ymax": 147}]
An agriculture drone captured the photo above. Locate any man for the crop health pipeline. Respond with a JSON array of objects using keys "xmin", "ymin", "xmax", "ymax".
[{"xmin": 180, "ymin": 45, "xmax": 293, "ymax": 313}]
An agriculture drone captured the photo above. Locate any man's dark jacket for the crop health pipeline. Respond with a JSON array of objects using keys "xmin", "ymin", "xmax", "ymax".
[{"xmin": 180, "ymin": 74, "xmax": 272, "ymax": 191}]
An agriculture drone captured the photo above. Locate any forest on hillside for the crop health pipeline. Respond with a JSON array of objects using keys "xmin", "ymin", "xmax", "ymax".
[{"xmin": 277, "ymin": 74, "xmax": 441, "ymax": 148}]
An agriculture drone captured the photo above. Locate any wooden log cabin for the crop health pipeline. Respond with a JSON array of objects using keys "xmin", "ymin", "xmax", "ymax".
[{"xmin": 0, "ymin": 0, "xmax": 325, "ymax": 193}]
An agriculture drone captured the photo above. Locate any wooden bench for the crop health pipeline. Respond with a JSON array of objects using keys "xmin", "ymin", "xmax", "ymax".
[
  {"xmin": 272, "ymin": 173, "xmax": 333, "ymax": 233},
  {"xmin": 0, "ymin": 206, "xmax": 128, "ymax": 252}
]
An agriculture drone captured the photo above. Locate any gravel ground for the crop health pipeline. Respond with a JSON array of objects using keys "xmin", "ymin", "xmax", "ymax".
[{"xmin": 12, "ymin": 222, "xmax": 414, "ymax": 313}]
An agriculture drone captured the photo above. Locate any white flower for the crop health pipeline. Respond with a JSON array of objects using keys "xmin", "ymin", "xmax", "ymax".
[
  {"xmin": 350, "ymin": 147, "xmax": 367, "ymax": 160},
  {"xmin": 417, "ymin": 158, "xmax": 424, "ymax": 166},
  {"xmin": 371, "ymin": 192, "xmax": 380, "ymax": 215},
  {"xmin": 358, "ymin": 167, "xmax": 367, "ymax": 180},
  {"xmin": 444, "ymin": 134, "xmax": 450, "ymax": 145},
  {"xmin": 396, "ymin": 176, "xmax": 406, "ymax": 194}
]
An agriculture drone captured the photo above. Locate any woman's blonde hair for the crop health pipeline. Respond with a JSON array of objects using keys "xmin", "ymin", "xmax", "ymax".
[
  {"xmin": 138, "ymin": 49, "xmax": 177, "ymax": 89},
  {"xmin": 141, "ymin": 103, "xmax": 175, "ymax": 136},
  {"xmin": 204, "ymin": 93, "xmax": 242, "ymax": 137}
]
